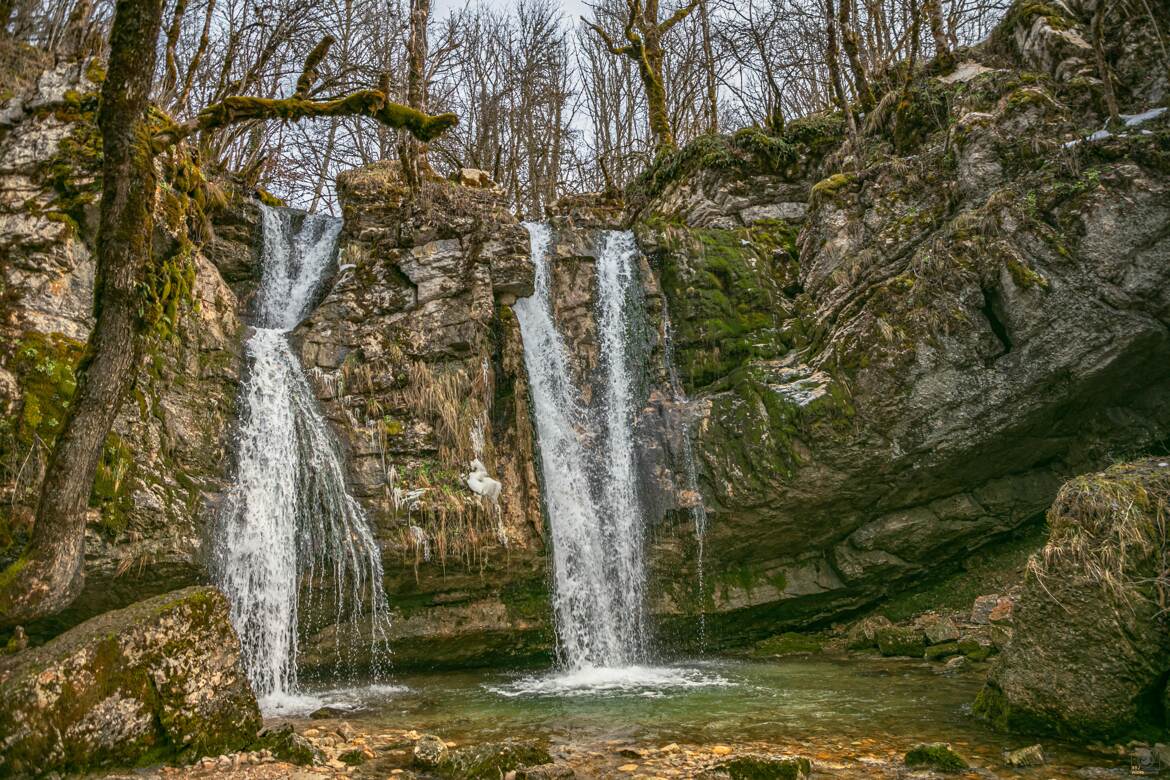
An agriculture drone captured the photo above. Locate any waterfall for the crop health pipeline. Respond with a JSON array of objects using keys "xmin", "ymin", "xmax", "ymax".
[
  {"xmin": 513, "ymin": 223, "xmax": 648, "ymax": 669},
  {"xmin": 215, "ymin": 204, "xmax": 390, "ymax": 709}
]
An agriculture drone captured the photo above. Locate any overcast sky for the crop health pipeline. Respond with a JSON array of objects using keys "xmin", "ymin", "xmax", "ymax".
[{"xmin": 432, "ymin": 0, "xmax": 593, "ymax": 25}]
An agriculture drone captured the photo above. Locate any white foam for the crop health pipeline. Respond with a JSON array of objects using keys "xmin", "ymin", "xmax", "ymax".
[
  {"xmin": 260, "ymin": 683, "xmax": 410, "ymax": 717},
  {"xmin": 489, "ymin": 665, "xmax": 733, "ymax": 698}
]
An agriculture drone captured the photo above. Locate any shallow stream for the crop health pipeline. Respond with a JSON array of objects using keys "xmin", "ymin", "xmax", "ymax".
[{"xmin": 284, "ymin": 656, "xmax": 1128, "ymax": 778}]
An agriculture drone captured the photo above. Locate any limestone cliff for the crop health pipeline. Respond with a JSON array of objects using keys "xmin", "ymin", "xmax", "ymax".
[
  {"xmin": 0, "ymin": 55, "xmax": 249, "ymax": 639},
  {"xmin": 636, "ymin": 0, "xmax": 1170, "ymax": 646},
  {"xmin": 295, "ymin": 165, "xmax": 552, "ymax": 669}
]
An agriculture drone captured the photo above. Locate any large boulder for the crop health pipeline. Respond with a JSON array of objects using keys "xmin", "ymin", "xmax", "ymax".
[
  {"xmin": 975, "ymin": 459, "xmax": 1170, "ymax": 740},
  {"xmin": 0, "ymin": 587, "xmax": 261, "ymax": 777}
]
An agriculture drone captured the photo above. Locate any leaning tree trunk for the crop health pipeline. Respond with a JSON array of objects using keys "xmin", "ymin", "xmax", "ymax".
[{"xmin": 0, "ymin": 0, "xmax": 164, "ymax": 627}]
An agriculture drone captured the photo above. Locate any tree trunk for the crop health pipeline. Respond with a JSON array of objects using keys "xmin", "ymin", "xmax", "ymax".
[
  {"xmin": 0, "ymin": 0, "xmax": 164, "ymax": 628},
  {"xmin": 640, "ymin": 40, "xmax": 674, "ymax": 152},
  {"xmin": 838, "ymin": 0, "xmax": 875, "ymax": 110},
  {"xmin": 922, "ymin": 0, "xmax": 952, "ymax": 70},
  {"xmin": 399, "ymin": 0, "xmax": 430, "ymax": 190},
  {"xmin": 698, "ymin": 0, "xmax": 718, "ymax": 134}
]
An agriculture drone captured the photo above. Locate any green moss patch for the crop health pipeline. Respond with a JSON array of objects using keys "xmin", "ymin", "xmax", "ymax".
[
  {"xmin": 904, "ymin": 743, "xmax": 968, "ymax": 773},
  {"xmin": 654, "ymin": 222, "xmax": 800, "ymax": 391}
]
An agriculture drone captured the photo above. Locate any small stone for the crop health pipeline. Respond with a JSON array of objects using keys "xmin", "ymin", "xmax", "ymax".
[
  {"xmin": 1004, "ymin": 744, "xmax": 1045, "ymax": 767},
  {"xmin": 413, "ymin": 734, "xmax": 449, "ymax": 767},
  {"xmin": 711, "ymin": 745, "xmax": 733, "ymax": 756},
  {"xmin": 302, "ymin": 728, "xmax": 320, "ymax": 738},
  {"xmin": 310, "ymin": 705, "xmax": 347, "ymax": 720},
  {"xmin": 337, "ymin": 721, "xmax": 357, "ymax": 741},
  {"xmin": 941, "ymin": 655, "xmax": 970, "ymax": 675},
  {"xmin": 661, "ymin": 744, "xmax": 680, "ymax": 753},
  {"xmin": 925, "ymin": 617, "xmax": 961, "ymax": 645},
  {"xmin": 618, "ymin": 764, "xmax": 639, "ymax": 772},
  {"xmin": 970, "ymin": 594, "xmax": 1001, "ymax": 624}
]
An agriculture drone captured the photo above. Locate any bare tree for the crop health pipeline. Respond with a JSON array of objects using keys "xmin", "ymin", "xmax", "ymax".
[{"xmin": 583, "ymin": 0, "xmax": 702, "ymax": 153}]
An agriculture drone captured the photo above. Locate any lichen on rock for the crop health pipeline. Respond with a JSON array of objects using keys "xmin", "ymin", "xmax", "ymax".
[{"xmin": 0, "ymin": 586, "xmax": 260, "ymax": 776}]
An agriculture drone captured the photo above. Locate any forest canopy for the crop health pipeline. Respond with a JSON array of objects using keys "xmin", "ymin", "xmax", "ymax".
[{"xmin": 4, "ymin": 0, "xmax": 1011, "ymax": 215}]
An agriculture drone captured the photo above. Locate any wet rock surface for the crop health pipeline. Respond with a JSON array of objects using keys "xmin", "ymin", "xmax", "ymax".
[{"xmin": 0, "ymin": 587, "xmax": 260, "ymax": 776}]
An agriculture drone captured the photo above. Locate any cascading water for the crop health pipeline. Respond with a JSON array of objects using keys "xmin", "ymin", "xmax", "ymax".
[
  {"xmin": 215, "ymin": 204, "xmax": 391, "ymax": 711},
  {"xmin": 513, "ymin": 224, "xmax": 648, "ymax": 670}
]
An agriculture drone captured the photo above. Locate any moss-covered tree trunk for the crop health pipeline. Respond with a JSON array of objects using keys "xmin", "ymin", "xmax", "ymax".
[
  {"xmin": 399, "ymin": 0, "xmax": 430, "ymax": 190},
  {"xmin": 583, "ymin": 0, "xmax": 699, "ymax": 156},
  {"xmin": 0, "ymin": 0, "xmax": 164, "ymax": 627},
  {"xmin": 639, "ymin": 34, "xmax": 674, "ymax": 152},
  {"xmin": 922, "ymin": 0, "xmax": 953, "ymax": 70}
]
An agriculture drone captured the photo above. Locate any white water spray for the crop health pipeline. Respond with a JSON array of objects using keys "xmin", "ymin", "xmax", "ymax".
[
  {"xmin": 513, "ymin": 224, "xmax": 647, "ymax": 670},
  {"xmin": 215, "ymin": 205, "xmax": 391, "ymax": 710}
]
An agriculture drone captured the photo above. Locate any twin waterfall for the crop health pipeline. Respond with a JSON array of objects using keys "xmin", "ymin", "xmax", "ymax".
[
  {"xmin": 514, "ymin": 224, "xmax": 651, "ymax": 670},
  {"xmin": 214, "ymin": 211, "xmax": 692, "ymax": 701},
  {"xmin": 215, "ymin": 205, "xmax": 390, "ymax": 708}
]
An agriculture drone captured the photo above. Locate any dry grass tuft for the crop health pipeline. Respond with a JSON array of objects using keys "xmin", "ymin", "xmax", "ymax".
[{"xmin": 1031, "ymin": 459, "xmax": 1170, "ymax": 610}]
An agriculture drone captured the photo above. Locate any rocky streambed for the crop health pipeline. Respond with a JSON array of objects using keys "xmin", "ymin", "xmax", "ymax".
[{"xmin": 91, "ymin": 651, "xmax": 1140, "ymax": 780}]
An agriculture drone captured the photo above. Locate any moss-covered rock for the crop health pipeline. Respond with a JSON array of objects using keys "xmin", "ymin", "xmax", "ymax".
[
  {"xmin": 904, "ymin": 743, "xmax": 968, "ymax": 773},
  {"xmin": 0, "ymin": 587, "xmax": 261, "ymax": 777},
  {"xmin": 975, "ymin": 458, "xmax": 1170, "ymax": 741},
  {"xmin": 924, "ymin": 641, "xmax": 961, "ymax": 661},
  {"xmin": 874, "ymin": 626, "xmax": 927, "ymax": 658},
  {"xmin": 436, "ymin": 739, "xmax": 552, "ymax": 779},
  {"xmin": 707, "ymin": 754, "xmax": 811, "ymax": 779}
]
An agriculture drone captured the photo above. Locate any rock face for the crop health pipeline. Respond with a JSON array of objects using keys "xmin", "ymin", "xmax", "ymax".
[
  {"xmin": 296, "ymin": 164, "xmax": 552, "ymax": 669},
  {"xmin": 0, "ymin": 53, "xmax": 251, "ymax": 640},
  {"xmin": 0, "ymin": 586, "xmax": 261, "ymax": 777},
  {"xmin": 975, "ymin": 459, "xmax": 1170, "ymax": 740},
  {"xmin": 637, "ymin": 0, "xmax": 1170, "ymax": 645}
]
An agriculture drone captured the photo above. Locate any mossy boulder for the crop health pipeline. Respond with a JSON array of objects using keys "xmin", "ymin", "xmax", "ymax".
[
  {"xmin": 975, "ymin": 459, "xmax": 1170, "ymax": 741},
  {"xmin": 904, "ymin": 743, "xmax": 968, "ymax": 773},
  {"xmin": 875, "ymin": 626, "xmax": 926, "ymax": 657},
  {"xmin": 707, "ymin": 754, "xmax": 811, "ymax": 779},
  {"xmin": 438, "ymin": 739, "xmax": 552, "ymax": 779},
  {"xmin": 924, "ymin": 641, "xmax": 961, "ymax": 661},
  {"xmin": 0, "ymin": 587, "xmax": 261, "ymax": 777}
]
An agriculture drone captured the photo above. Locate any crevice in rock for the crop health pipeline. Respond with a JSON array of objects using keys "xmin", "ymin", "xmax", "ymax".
[{"xmin": 981, "ymin": 285, "xmax": 1012, "ymax": 359}]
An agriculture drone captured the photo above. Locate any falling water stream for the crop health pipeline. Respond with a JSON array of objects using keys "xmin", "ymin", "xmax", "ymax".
[
  {"xmin": 215, "ymin": 205, "xmax": 390, "ymax": 712},
  {"xmin": 509, "ymin": 223, "xmax": 720, "ymax": 694}
]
